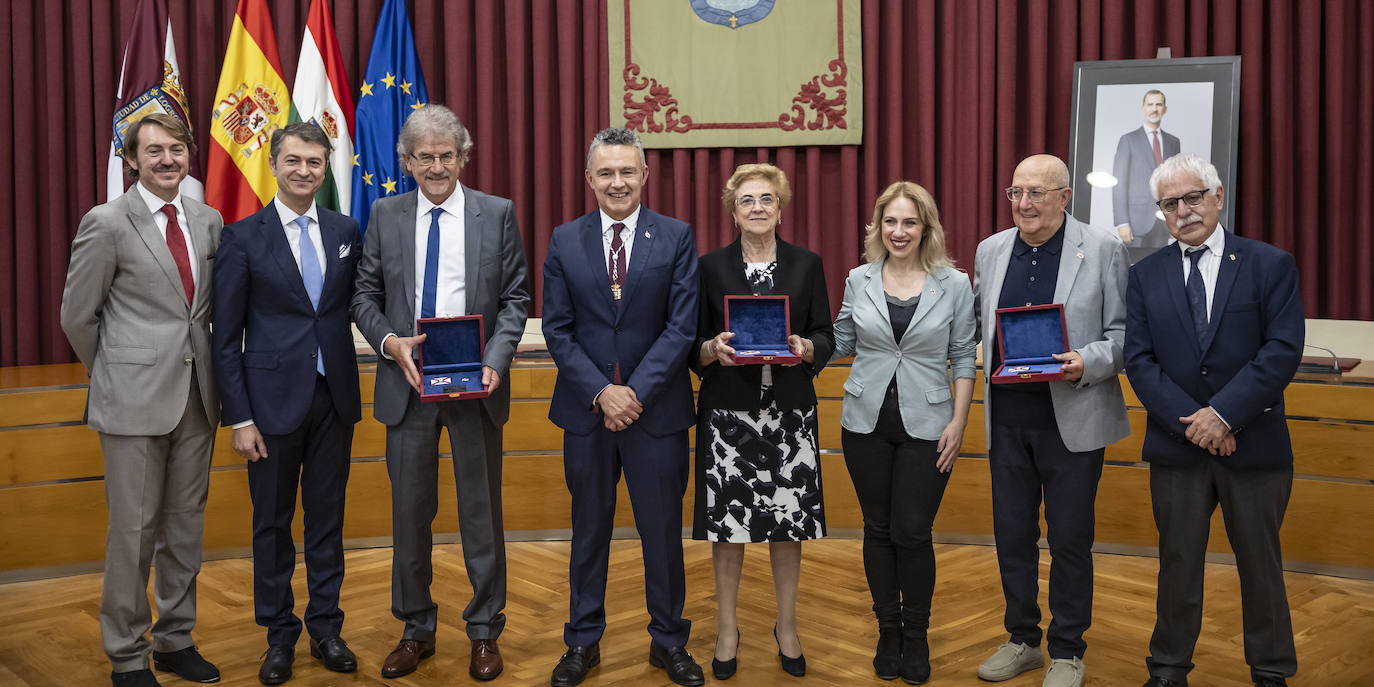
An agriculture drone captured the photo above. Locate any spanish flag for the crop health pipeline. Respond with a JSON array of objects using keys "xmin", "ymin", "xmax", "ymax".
[{"xmin": 206, "ymin": 0, "xmax": 290, "ymax": 223}]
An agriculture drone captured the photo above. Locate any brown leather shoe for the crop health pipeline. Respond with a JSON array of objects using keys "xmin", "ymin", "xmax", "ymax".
[
  {"xmin": 380, "ymin": 639, "xmax": 435, "ymax": 678},
  {"xmin": 469, "ymin": 638, "xmax": 503, "ymax": 681}
]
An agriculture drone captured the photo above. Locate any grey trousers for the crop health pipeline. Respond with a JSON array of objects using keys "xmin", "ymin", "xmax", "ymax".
[
  {"xmin": 98, "ymin": 381, "xmax": 215, "ymax": 672},
  {"xmin": 386, "ymin": 394, "xmax": 506, "ymax": 641},
  {"xmin": 1147, "ymin": 459, "xmax": 1297, "ymax": 682}
]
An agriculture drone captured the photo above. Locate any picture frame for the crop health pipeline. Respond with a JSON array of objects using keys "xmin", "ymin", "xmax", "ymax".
[{"xmin": 1068, "ymin": 56, "xmax": 1240, "ymax": 263}]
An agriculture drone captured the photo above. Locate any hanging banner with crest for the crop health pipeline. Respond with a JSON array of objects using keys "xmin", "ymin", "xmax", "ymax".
[{"xmin": 609, "ymin": 0, "xmax": 862, "ymax": 148}]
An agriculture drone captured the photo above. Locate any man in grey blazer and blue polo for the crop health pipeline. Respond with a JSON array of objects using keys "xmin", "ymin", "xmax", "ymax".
[
  {"xmin": 971, "ymin": 154, "xmax": 1130, "ymax": 687},
  {"xmin": 351, "ymin": 104, "xmax": 529, "ymax": 681}
]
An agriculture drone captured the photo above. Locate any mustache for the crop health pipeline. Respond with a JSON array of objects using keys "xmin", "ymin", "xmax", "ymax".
[{"xmin": 1177, "ymin": 214, "xmax": 1204, "ymax": 227}]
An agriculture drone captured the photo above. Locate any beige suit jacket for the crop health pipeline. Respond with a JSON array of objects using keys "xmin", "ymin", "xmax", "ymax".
[{"xmin": 61, "ymin": 185, "xmax": 223, "ymax": 435}]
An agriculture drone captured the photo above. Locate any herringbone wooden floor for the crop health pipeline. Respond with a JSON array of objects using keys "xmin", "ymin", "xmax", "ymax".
[{"xmin": 0, "ymin": 541, "xmax": 1370, "ymax": 686}]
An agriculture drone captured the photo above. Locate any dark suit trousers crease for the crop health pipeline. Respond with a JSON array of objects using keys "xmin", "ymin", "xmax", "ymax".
[
  {"xmin": 1147, "ymin": 460, "xmax": 1296, "ymax": 682},
  {"xmin": 563, "ymin": 424, "xmax": 692, "ymax": 648},
  {"xmin": 248, "ymin": 375, "xmax": 353, "ymax": 647},
  {"xmin": 841, "ymin": 410, "xmax": 949, "ymax": 630},
  {"xmin": 99, "ymin": 374, "xmax": 215, "ymax": 671},
  {"xmin": 988, "ymin": 422, "xmax": 1103, "ymax": 659},
  {"xmin": 386, "ymin": 392, "xmax": 506, "ymax": 641}
]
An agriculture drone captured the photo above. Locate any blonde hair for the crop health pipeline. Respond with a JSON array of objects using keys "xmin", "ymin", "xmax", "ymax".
[
  {"xmin": 721, "ymin": 163, "xmax": 792, "ymax": 213},
  {"xmin": 863, "ymin": 181, "xmax": 953, "ymax": 270}
]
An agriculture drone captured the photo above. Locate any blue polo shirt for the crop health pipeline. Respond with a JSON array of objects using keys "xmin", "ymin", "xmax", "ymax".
[{"xmin": 990, "ymin": 220, "xmax": 1065, "ymax": 427}]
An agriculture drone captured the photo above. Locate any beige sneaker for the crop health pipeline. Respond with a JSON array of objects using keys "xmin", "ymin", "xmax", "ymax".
[
  {"xmin": 1042, "ymin": 657, "xmax": 1084, "ymax": 687},
  {"xmin": 976, "ymin": 641, "xmax": 1044, "ymax": 681}
]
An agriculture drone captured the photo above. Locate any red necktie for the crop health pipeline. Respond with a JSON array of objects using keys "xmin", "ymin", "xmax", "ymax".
[
  {"xmin": 1152, "ymin": 129, "xmax": 1163, "ymax": 166},
  {"xmin": 161, "ymin": 204, "xmax": 195, "ymax": 305}
]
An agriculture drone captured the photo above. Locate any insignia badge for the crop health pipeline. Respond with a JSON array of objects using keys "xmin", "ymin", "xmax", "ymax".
[
  {"xmin": 690, "ymin": 0, "xmax": 776, "ymax": 29},
  {"xmin": 212, "ymin": 82, "xmax": 284, "ymax": 156},
  {"xmin": 430, "ymin": 376, "xmax": 451, "ymax": 386}
]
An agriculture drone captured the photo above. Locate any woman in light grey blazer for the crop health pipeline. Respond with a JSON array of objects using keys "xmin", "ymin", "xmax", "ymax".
[{"xmin": 832, "ymin": 181, "xmax": 976, "ymax": 684}]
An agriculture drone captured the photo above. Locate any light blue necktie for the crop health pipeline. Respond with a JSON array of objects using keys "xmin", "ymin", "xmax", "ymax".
[
  {"xmin": 421, "ymin": 207, "xmax": 443, "ymax": 319},
  {"xmin": 297, "ymin": 216, "xmax": 326, "ymax": 375},
  {"xmin": 1185, "ymin": 246, "xmax": 1209, "ymax": 348}
]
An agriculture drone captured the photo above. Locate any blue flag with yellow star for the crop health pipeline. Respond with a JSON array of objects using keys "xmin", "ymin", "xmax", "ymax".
[{"xmin": 350, "ymin": 0, "xmax": 428, "ymax": 234}]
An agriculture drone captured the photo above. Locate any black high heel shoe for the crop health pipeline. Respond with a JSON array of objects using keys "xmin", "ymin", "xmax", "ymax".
[
  {"xmin": 774, "ymin": 625, "xmax": 806, "ymax": 677},
  {"xmin": 712, "ymin": 629, "xmax": 739, "ymax": 680}
]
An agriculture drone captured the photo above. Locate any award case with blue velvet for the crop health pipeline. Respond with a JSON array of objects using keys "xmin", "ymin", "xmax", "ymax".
[
  {"xmin": 724, "ymin": 295, "xmax": 800, "ymax": 365},
  {"xmin": 416, "ymin": 315, "xmax": 489, "ymax": 401},
  {"xmin": 991, "ymin": 303, "xmax": 1068, "ymax": 384}
]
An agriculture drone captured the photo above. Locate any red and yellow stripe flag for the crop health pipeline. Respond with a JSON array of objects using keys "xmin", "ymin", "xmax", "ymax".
[{"xmin": 206, "ymin": 0, "xmax": 290, "ymax": 223}]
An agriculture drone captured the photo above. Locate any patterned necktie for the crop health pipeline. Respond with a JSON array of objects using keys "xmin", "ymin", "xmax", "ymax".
[
  {"xmin": 160, "ymin": 204, "xmax": 194, "ymax": 305},
  {"xmin": 421, "ymin": 207, "xmax": 443, "ymax": 319},
  {"xmin": 297, "ymin": 216, "xmax": 326, "ymax": 375},
  {"xmin": 608, "ymin": 222, "xmax": 627, "ymax": 299},
  {"xmin": 1152, "ymin": 129, "xmax": 1163, "ymax": 166},
  {"xmin": 1185, "ymin": 247, "xmax": 1209, "ymax": 347}
]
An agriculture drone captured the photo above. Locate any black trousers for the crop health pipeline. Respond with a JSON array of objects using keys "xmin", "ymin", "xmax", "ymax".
[
  {"xmin": 248, "ymin": 375, "xmax": 353, "ymax": 647},
  {"xmin": 988, "ymin": 422, "xmax": 1103, "ymax": 660},
  {"xmin": 1146, "ymin": 459, "xmax": 1296, "ymax": 682},
  {"xmin": 841, "ymin": 403, "xmax": 950, "ymax": 631}
]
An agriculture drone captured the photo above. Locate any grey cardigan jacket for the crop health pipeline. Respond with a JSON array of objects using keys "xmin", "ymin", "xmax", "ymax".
[{"xmin": 833, "ymin": 261, "xmax": 977, "ymax": 439}]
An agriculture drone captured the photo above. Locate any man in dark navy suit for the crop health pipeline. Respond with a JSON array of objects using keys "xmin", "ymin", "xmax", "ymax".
[
  {"xmin": 212, "ymin": 121, "xmax": 362, "ymax": 685},
  {"xmin": 542, "ymin": 128, "xmax": 704, "ymax": 687},
  {"xmin": 1124, "ymin": 153, "xmax": 1303, "ymax": 687}
]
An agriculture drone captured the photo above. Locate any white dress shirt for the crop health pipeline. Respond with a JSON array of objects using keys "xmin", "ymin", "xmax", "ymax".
[
  {"xmin": 414, "ymin": 188, "xmax": 467, "ymax": 318},
  {"xmin": 600, "ymin": 206, "xmax": 641, "ymax": 274},
  {"xmin": 135, "ymin": 182, "xmax": 198, "ymax": 285},
  {"xmin": 1179, "ymin": 223, "xmax": 1227, "ymax": 318},
  {"xmin": 272, "ymin": 197, "xmax": 326, "ymax": 279}
]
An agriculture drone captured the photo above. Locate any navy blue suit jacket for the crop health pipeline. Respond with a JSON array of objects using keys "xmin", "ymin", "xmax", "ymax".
[
  {"xmin": 213, "ymin": 203, "xmax": 363, "ymax": 435},
  {"xmin": 1124, "ymin": 231, "xmax": 1304, "ymax": 469},
  {"xmin": 542, "ymin": 208, "xmax": 699, "ymax": 436}
]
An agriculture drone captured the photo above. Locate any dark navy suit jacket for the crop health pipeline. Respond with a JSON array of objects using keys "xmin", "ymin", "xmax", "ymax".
[
  {"xmin": 541, "ymin": 208, "xmax": 699, "ymax": 436},
  {"xmin": 213, "ymin": 203, "xmax": 363, "ymax": 435},
  {"xmin": 1124, "ymin": 231, "xmax": 1304, "ymax": 469}
]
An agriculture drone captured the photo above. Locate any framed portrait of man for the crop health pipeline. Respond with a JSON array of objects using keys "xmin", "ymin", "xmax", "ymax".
[{"xmin": 1068, "ymin": 56, "xmax": 1240, "ymax": 264}]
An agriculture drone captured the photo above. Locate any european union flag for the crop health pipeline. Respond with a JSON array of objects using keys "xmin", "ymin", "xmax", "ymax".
[{"xmin": 351, "ymin": 0, "xmax": 428, "ymax": 234}]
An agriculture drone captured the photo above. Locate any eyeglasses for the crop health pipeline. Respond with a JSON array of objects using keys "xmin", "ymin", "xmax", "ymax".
[
  {"xmin": 1005, "ymin": 186, "xmax": 1066, "ymax": 203},
  {"xmin": 410, "ymin": 152, "xmax": 459, "ymax": 167},
  {"xmin": 735, "ymin": 194, "xmax": 777, "ymax": 208},
  {"xmin": 1155, "ymin": 188, "xmax": 1211, "ymax": 214}
]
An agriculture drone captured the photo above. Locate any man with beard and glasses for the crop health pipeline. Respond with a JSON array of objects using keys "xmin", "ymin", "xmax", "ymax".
[
  {"xmin": 351, "ymin": 104, "xmax": 530, "ymax": 682},
  {"xmin": 61, "ymin": 113, "xmax": 224, "ymax": 687}
]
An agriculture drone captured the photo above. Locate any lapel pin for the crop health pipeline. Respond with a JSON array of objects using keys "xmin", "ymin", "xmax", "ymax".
[
  {"xmin": 929, "ymin": 288, "xmax": 936, "ymax": 295},
  {"xmin": 1229, "ymin": 254, "xmax": 1236, "ymax": 260},
  {"xmin": 644, "ymin": 231, "xmax": 651, "ymax": 239},
  {"xmin": 1076, "ymin": 252, "xmax": 1084, "ymax": 259}
]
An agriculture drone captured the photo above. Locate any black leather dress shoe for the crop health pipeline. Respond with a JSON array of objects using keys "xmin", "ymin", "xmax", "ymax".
[
  {"xmin": 152, "ymin": 646, "xmax": 220, "ymax": 683},
  {"xmin": 258, "ymin": 646, "xmax": 294, "ymax": 685},
  {"xmin": 550, "ymin": 643, "xmax": 600, "ymax": 687},
  {"xmin": 649, "ymin": 641, "xmax": 705, "ymax": 686},
  {"xmin": 1142, "ymin": 677, "xmax": 1188, "ymax": 687},
  {"xmin": 309, "ymin": 636, "xmax": 357, "ymax": 673},
  {"xmin": 111, "ymin": 669, "xmax": 160, "ymax": 687},
  {"xmin": 1253, "ymin": 678, "xmax": 1288, "ymax": 687}
]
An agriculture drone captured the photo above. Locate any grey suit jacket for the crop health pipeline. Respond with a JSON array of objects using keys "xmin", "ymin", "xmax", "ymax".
[
  {"xmin": 833, "ymin": 263, "xmax": 977, "ymax": 439},
  {"xmin": 1112, "ymin": 125, "xmax": 1180, "ymax": 246},
  {"xmin": 972, "ymin": 215, "xmax": 1130, "ymax": 452},
  {"xmin": 352, "ymin": 186, "xmax": 530, "ymax": 427},
  {"xmin": 60, "ymin": 185, "xmax": 223, "ymax": 435}
]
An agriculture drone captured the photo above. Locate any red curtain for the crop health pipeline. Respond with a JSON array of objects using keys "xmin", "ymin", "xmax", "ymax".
[{"xmin": 2, "ymin": 0, "xmax": 1370, "ymax": 366}]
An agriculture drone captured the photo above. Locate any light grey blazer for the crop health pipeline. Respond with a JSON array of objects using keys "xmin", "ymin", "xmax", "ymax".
[
  {"xmin": 60, "ymin": 186, "xmax": 222, "ymax": 435},
  {"xmin": 833, "ymin": 262, "xmax": 977, "ymax": 439},
  {"xmin": 972, "ymin": 215, "xmax": 1130, "ymax": 453}
]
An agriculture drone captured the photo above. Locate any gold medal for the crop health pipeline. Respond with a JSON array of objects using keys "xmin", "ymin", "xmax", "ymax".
[{"xmin": 611, "ymin": 284, "xmax": 622, "ymax": 300}]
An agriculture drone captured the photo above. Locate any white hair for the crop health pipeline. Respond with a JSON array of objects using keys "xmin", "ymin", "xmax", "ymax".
[{"xmin": 1149, "ymin": 153, "xmax": 1223, "ymax": 199}]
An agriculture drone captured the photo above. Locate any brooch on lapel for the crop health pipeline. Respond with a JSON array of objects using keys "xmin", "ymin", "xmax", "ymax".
[
  {"xmin": 1076, "ymin": 252, "xmax": 1084, "ymax": 259},
  {"xmin": 339, "ymin": 244, "xmax": 351, "ymax": 259},
  {"xmin": 1229, "ymin": 254, "xmax": 1236, "ymax": 260},
  {"xmin": 644, "ymin": 232, "xmax": 651, "ymax": 239}
]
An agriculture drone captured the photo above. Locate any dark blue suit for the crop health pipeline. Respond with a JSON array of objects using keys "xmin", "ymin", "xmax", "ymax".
[
  {"xmin": 542, "ymin": 208, "xmax": 699, "ymax": 648},
  {"xmin": 1124, "ymin": 230, "xmax": 1303, "ymax": 682},
  {"xmin": 213, "ymin": 202, "xmax": 363, "ymax": 647}
]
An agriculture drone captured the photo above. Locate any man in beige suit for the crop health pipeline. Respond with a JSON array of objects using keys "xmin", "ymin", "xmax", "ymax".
[{"xmin": 61, "ymin": 113, "xmax": 224, "ymax": 687}]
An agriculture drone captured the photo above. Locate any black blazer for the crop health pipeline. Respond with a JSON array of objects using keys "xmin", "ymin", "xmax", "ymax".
[{"xmin": 691, "ymin": 236, "xmax": 833, "ymax": 412}]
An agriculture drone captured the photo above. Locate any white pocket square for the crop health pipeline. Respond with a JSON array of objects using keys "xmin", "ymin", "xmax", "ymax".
[{"xmin": 338, "ymin": 244, "xmax": 351, "ymax": 259}]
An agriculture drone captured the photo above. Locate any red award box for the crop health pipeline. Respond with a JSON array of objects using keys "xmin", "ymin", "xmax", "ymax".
[
  {"xmin": 991, "ymin": 303, "xmax": 1068, "ymax": 384},
  {"xmin": 416, "ymin": 315, "xmax": 489, "ymax": 401},
  {"xmin": 724, "ymin": 295, "xmax": 801, "ymax": 365}
]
